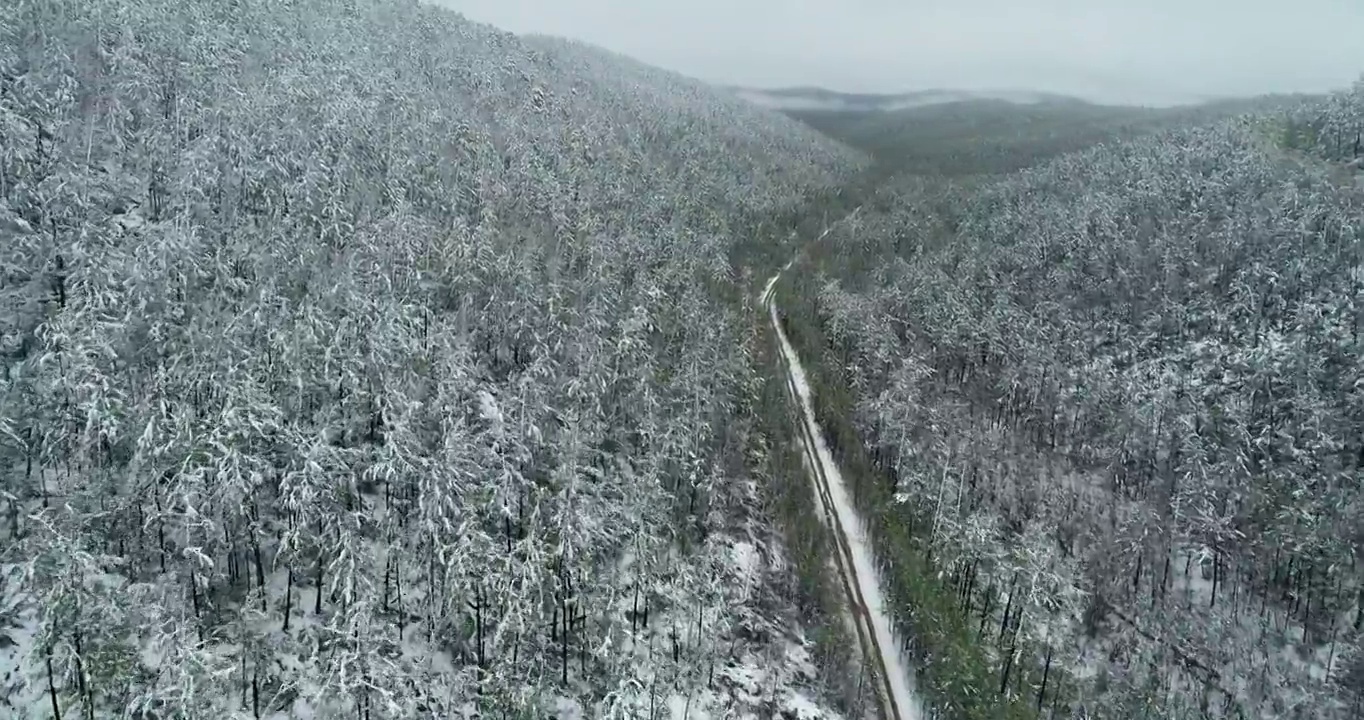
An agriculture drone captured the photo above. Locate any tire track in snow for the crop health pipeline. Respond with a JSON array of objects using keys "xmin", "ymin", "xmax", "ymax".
[
  {"xmin": 776, "ymin": 342, "xmax": 887, "ymax": 720},
  {"xmin": 761, "ymin": 223, "xmax": 922, "ymax": 720}
]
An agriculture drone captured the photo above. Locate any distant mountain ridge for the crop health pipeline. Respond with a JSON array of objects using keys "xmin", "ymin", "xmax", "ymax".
[{"xmin": 728, "ymin": 85, "xmax": 1090, "ymax": 112}]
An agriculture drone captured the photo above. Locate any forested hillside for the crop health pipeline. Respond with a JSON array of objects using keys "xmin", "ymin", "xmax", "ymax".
[
  {"xmin": 788, "ymin": 95, "xmax": 1315, "ymax": 178},
  {"xmin": 0, "ymin": 0, "xmax": 869, "ymax": 717},
  {"xmin": 776, "ymin": 81, "xmax": 1364, "ymax": 718}
]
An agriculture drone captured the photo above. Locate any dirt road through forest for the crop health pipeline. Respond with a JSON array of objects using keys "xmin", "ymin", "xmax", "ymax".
[{"xmin": 761, "ymin": 228, "xmax": 922, "ymax": 720}]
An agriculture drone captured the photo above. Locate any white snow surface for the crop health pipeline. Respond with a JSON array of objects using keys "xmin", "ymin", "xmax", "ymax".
[
  {"xmin": 477, "ymin": 389, "xmax": 503, "ymax": 428},
  {"xmin": 0, "ymin": 564, "xmax": 39, "ymax": 718},
  {"xmin": 764, "ymin": 263, "xmax": 923, "ymax": 720}
]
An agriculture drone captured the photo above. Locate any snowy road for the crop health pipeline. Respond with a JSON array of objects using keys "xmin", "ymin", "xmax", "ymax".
[{"xmin": 762, "ymin": 235, "xmax": 922, "ymax": 720}]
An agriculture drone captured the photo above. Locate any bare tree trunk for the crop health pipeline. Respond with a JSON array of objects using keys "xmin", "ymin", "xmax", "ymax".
[
  {"xmin": 47, "ymin": 651, "xmax": 62, "ymax": 720},
  {"xmin": 284, "ymin": 567, "xmax": 294, "ymax": 632},
  {"xmin": 253, "ymin": 539, "xmax": 267, "ymax": 612},
  {"xmin": 314, "ymin": 521, "xmax": 325, "ymax": 615},
  {"xmin": 1038, "ymin": 644, "xmax": 1053, "ymax": 711},
  {"xmin": 998, "ymin": 572, "xmax": 1018, "ymax": 645}
]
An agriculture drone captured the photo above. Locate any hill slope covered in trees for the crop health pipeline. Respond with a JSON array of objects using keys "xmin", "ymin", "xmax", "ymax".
[
  {"xmin": 775, "ymin": 83, "xmax": 1364, "ymax": 719},
  {"xmin": 0, "ymin": 0, "xmax": 870, "ymax": 718},
  {"xmin": 786, "ymin": 95, "xmax": 1317, "ymax": 178}
]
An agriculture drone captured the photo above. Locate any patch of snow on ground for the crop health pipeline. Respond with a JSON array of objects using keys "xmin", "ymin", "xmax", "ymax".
[
  {"xmin": 786, "ymin": 690, "xmax": 830, "ymax": 720},
  {"xmin": 732, "ymin": 541, "xmax": 760, "ymax": 586},
  {"xmin": 555, "ymin": 695, "xmax": 584, "ymax": 720},
  {"xmin": 477, "ymin": 389, "xmax": 503, "ymax": 429},
  {"xmin": 0, "ymin": 564, "xmax": 39, "ymax": 718}
]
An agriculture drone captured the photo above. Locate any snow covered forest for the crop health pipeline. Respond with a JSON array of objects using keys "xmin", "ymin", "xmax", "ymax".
[
  {"xmin": 777, "ymin": 82, "xmax": 1364, "ymax": 718},
  {"xmin": 6, "ymin": 0, "xmax": 1364, "ymax": 719},
  {"xmin": 0, "ymin": 0, "xmax": 871, "ymax": 717}
]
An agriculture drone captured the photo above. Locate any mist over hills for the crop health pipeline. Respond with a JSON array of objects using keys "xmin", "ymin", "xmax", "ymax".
[
  {"xmin": 728, "ymin": 83, "xmax": 1327, "ymax": 115},
  {"xmin": 727, "ymin": 85, "xmax": 1084, "ymax": 112},
  {"xmin": 739, "ymin": 84, "xmax": 1325, "ymax": 177}
]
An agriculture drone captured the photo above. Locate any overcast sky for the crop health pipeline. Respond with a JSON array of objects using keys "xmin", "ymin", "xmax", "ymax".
[{"xmin": 444, "ymin": 0, "xmax": 1364, "ymax": 105}]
